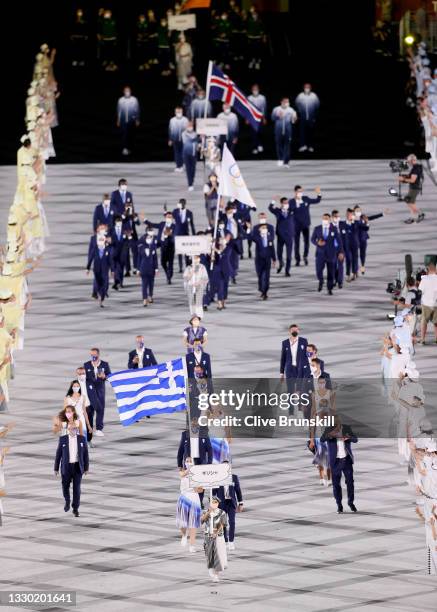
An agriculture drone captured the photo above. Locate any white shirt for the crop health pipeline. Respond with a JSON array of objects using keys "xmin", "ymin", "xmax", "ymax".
[
  {"xmin": 336, "ymin": 439, "xmax": 347, "ymax": 459},
  {"xmin": 69, "ymin": 434, "xmax": 78, "ymax": 463},
  {"xmin": 191, "ymin": 437, "xmax": 200, "ymax": 459},
  {"xmin": 289, "ymin": 338, "xmax": 298, "ymax": 366},
  {"xmin": 136, "ymin": 348, "xmax": 145, "ymax": 369},
  {"xmin": 419, "ymin": 274, "xmax": 437, "ymax": 307}
]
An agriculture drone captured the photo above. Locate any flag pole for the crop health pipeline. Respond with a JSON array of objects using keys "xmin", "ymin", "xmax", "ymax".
[
  {"xmin": 200, "ymin": 60, "xmax": 213, "ymax": 162},
  {"xmin": 210, "ymin": 194, "xmax": 223, "ymax": 271}
]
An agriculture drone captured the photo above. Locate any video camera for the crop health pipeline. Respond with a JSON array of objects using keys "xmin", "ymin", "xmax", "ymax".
[
  {"xmin": 386, "ymin": 279, "xmax": 402, "ymax": 297},
  {"xmin": 389, "ymin": 159, "xmax": 409, "ymax": 173}
]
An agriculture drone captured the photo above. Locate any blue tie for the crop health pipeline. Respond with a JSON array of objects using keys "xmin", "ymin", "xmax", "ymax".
[
  {"xmin": 117, "ymin": 229, "xmax": 121, "ymax": 240},
  {"xmin": 262, "ymin": 236, "xmax": 267, "ymax": 248},
  {"xmin": 99, "ymin": 248, "xmax": 104, "ymax": 259},
  {"xmin": 323, "ymin": 228, "xmax": 328, "ymax": 240}
]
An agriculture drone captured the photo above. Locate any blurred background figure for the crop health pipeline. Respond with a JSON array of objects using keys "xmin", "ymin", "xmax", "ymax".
[
  {"xmin": 69, "ymin": 7, "xmax": 89, "ymax": 67},
  {"xmin": 295, "ymin": 83, "xmax": 320, "ymax": 153},
  {"xmin": 116, "ymin": 86, "xmax": 140, "ymax": 156},
  {"xmin": 97, "ymin": 8, "xmax": 118, "ymax": 71},
  {"xmin": 175, "ymin": 33, "xmax": 193, "ymax": 91}
]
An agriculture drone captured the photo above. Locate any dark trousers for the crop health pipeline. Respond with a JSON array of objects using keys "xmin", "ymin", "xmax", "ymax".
[
  {"xmin": 334, "ymin": 256, "xmax": 344, "ymax": 286},
  {"xmin": 255, "ymin": 258, "xmax": 271, "ymax": 294},
  {"xmin": 183, "ymin": 153, "xmax": 196, "ymax": 187},
  {"xmin": 161, "ymin": 247, "xmax": 174, "ymax": 281},
  {"xmin": 62, "ymin": 462, "xmax": 83, "ymax": 511},
  {"xmin": 275, "ymin": 133, "xmax": 291, "ymax": 164},
  {"xmin": 141, "ymin": 273, "xmax": 155, "ymax": 299},
  {"xmin": 173, "ymin": 141, "xmax": 183, "ymax": 168},
  {"xmin": 345, "ymin": 245, "xmax": 359, "ymax": 275},
  {"xmin": 212, "ymin": 268, "xmax": 226, "ymax": 300},
  {"xmin": 277, "ymin": 236, "xmax": 293, "ymax": 272},
  {"xmin": 294, "ymin": 226, "xmax": 310, "ymax": 262},
  {"xmin": 120, "ymin": 122, "xmax": 136, "ymax": 151},
  {"xmin": 94, "ymin": 270, "xmax": 109, "ymax": 300},
  {"xmin": 178, "ymin": 254, "xmax": 189, "ymax": 273},
  {"xmin": 85, "ymin": 406, "xmax": 93, "ymax": 442},
  {"xmin": 359, "ymin": 240, "xmax": 367, "ymax": 267},
  {"xmin": 331, "ymin": 457, "xmax": 354, "ymax": 506},
  {"xmin": 113, "ymin": 255, "xmax": 124, "ymax": 286},
  {"xmin": 299, "ymin": 119, "xmax": 316, "ymax": 148},
  {"xmin": 222, "ymin": 501, "xmax": 236, "ymax": 542},
  {"xmin": 89, "ymin": 393, "xmax": 105, "ymax": 431},
  {"xmin": 316, "ymin": 255, "xmax": 335, "ymax": 290}
]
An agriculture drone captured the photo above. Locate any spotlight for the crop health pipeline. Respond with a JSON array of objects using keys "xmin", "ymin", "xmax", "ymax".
[{"xmin": 404, "ymin": 35, "xmax": 415, "ymax": 46}]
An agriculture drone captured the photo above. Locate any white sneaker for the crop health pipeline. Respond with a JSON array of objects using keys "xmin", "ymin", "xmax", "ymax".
[
  {"xmin": 252, "ymin": 149, "xmax": 258, "ymax": 154},
  {"xmin": 308, "ymin": 147, "xmax": 314, "ymax": 153},
  {"xmin": 188, "ymin": 186, "xmax": 194, "ymax": 192},
  {"xmin": 174, "ymin": 167, "xmax": 183, "ymax": 173},
  {"xmin": 95, "ymin": 430, "xmax": 104, "ymax": 437},
  {"xmin": 212, "ymin": 575, "xmax": 220, "ymax": 582},
  {"xmin": 229, "ymin": 542, "xmax": 235, "ymax": 550},
  {"xmin": 277, "ymin": 160, "xmax": 283, "ymax": 167},
  {"xmin": 283, "ymin": 163, "xmax": 290, "ymax": 168},
  {"xmin": 257, "ymin": 145, "xmax": 263, "ymax": 152},
  {"xmin": 323, "ymin": 479, "xmax": 328, "ymax": 486},
  {"xmin": 208, "ymin": 568, "xmax": 215, "ymax": 577},
  {"xmin": 319, "ymin": 479, "xmax": 324, "ymax": 485},
  {"xmin": 181, "ymin": 535, "xmax": 188, "ymax": 547},
  {"xmin": 299, "ymin": 146, "xmax": 307, "ymax": 152},
  {"xmin": 189, "ymin": 545, "xmax": 196, "ymax": 553}
]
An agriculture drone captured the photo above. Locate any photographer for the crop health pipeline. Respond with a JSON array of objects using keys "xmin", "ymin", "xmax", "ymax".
[
  {"xmin": 399, "ymin": 154, "xmax": 425, "ymax": 224},
  {"xmin": 418, "ymin": 262, "xmax": 437, "ymax": 344}
]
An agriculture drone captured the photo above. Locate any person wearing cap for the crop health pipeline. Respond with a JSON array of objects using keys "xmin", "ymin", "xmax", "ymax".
[
  {"xmin": 289, "ymin": 185, "xmax": 322, "ymax": 267},
  {"xmin": 172, "ymin": 199, "xmax": 196, "ymax": 273},
  {"xmin": 145, "ymin": 212, "xmax": 176, "ymax": 285},
  {"xmin": 127, "ymin": 335, "xmax": 157, "ymax": 369},
  {"xmin": 183, "ymin": 316, "xmax": 207, "ymax": 353},
  {"xmin": 268, "ymin": 197, "xmax": 295, "ymax": 277},
  {"xmin": 295, "ymin": 83, "xmax": 320, "ymax": 153},
  {"xmin": 418, "ymin": 263, "xmax": 437, "ymax": 345},
  {"xmin": 212, "ymin": 461, "xmax": 243, "ymax": 551},
  {"xmin": 201, "ymin": 496, "xmax": 228, "ymax": 582}
]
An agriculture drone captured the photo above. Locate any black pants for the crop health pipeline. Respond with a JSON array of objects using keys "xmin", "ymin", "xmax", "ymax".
[
  {"xmin": 161, "ymin": 247, "xmax": 175, "ymax": 281},
  {"xmin": 88, "ymin": 399, "xmax": 105, "ymax": 431},
  {"xmin": 294, "ymin": 226, "xmax": 310, "ymax": 262},
  {"xmin": 62, "ymin": 462, "xmax": 83, "ymax": 511},
  {"xmin": 222, "ymin": 501, "xmax": 236, "ymax": 542},
  {"xmin": 332, "ymin": 457, "xmax": 354, "ymax": 506},
  {"xmin": 277, "ymin": 236, "xmax": 293, "ymax": 272}
]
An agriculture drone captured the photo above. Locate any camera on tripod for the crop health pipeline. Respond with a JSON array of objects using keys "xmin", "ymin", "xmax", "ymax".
[
  {"xmin": 386, "ymin": 279, "xmax": 402, "ymax": 296},
  {"xmin": 389, "ymin": 159, "xmax": 409, "ymax": 173}
]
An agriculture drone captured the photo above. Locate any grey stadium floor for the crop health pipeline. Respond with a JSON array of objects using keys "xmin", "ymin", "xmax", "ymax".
[{"xmin": 0, "ymin": 160, "xmax": 436, "ymax": 612}]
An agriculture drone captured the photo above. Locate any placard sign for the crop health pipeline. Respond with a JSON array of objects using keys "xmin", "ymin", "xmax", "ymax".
[
  {"xmin": 196, "ymin": 118, "xmax": 228, "ymax": 136},
  {"xmin": 168, "ymin": 14, "xmax": 196, "ymax": 31},
  {"xmin": 175, "ymin": 235, "xmax": 211, "ymax": 255},
  {"xmin": 188, "ymin": 463, "xmax": 232, "ymax": 488}
]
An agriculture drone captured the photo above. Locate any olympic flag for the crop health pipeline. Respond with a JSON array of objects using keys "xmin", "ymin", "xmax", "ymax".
[{"xmin": 218, "ymin": 143, "xmax": 256, "ymax": 209}]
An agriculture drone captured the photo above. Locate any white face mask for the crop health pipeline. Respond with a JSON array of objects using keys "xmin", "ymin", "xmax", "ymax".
[
  {"xmin": 165, "ymin": 220, "xmax": 172, "ymax": 226},
  {"xmin": 281, "ymin": 102, "xmax": 289, "ymax": 109},
  {"xmin": 97, "ymin": 241, "xmax": 105, "ymax": 249},
  {"xmin": 146, "ymin": 238, "xmax": 153, "ymax": 244},
  {"xmin": 97, "ymin": 230, "xmax": 107, "ymax": 236},
  {"xmin": 72, "ymin": 386, "xmax": 80, "ymax": 393},
  {"xmin": 355, "ymin": 211, "xmax": 362, "ymax": 218},
  {"xmin": 124, "ymin": 91, "xmax": 131, "ymax": 98},
  {"xmin": 176, "ymin": 111, "xmax": 182, "ymax": 117},
  {"xmin": 322, "ymin": 220, "xmax": 330, "ymax": 228},
  {"xmin": 333, "ymin": 217, "xmax": 340, "ymax": 223},
  {"xmin": 304, "ymin": 88, "xmax": 311, "ymax": 94},
  {"xmin": 115, "ymin": 223, "xmax": 122, "ymax": 229},
  {"xmin": 120, "ymin": 185, "xmax": 127, "ymax": 192},
  {"xmin": 177, "ymin": 203, "xmax": 183, "ymax": 208},
  {"xmin": 296, "ymin": 192, "xmax": 303, "ymax": 199},
  {"xmin": 224, "ymin": 108, "xmax": 231, "ymax": 114},
  {"xmin": 219, "ymin": 224, "xmax": 225, "ymax": 230},
  {"xmin": 103, "ymin": 199, "xmax": 110, "ymax": 206},
  {"xmin": 252, "ymin": 90, "xmax": 259, "ymax": 96},
  {"xmin": 260, "ymin": 231, "xmax": 268, "ymax": 238},
  {"xmin": 78, "ymin": 375, "xmax": 85, "ymax": 382},
  {"xmin": 185, "ymin": 461, "xmax": 193, "ymax": 468}
]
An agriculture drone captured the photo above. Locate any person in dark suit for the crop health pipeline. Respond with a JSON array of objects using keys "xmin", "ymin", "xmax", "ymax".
[
  {"xmin": 268, "ymin": 197, "xmax": 295, "ymax": 276},
  {"xmin": 110, "ymin": 178, "xmax": 134, "ymax": 216},
  {"xmin": 331, "ymin": 210, "xmax": 344, "ymax": 289},
  {"xmin": 306, "ymin": 344, "xmax": 325, "ymax": 372},
  {"xmin": 128, "ymin": 335, "xmax": 157, "ymax": 369},
  {"xmin": 120, "ymin": 200, "xmax": 141, "ymax": 275},
  {"xmin": 54, "ymin": 425, "xmax": 89, "ymax": 517},
  {"xmin": 248, "ymin": 223, "xmax": 276, "ymax": 300},
  {"xmin": 147, "ymin": 212, "xmax": 175, "ymax": 284},
  {"xmin": 311, "ymin": 213, "xmax": 344, "ymax": 295},
  {"xmin": 235, "ymin": 200, "xmax": 255, "ymax": 259},
  {"xmin": 212, "ymin": 461, "xmax": 243, "ymax": 550},
  {"xmin": 280, "ymin": 324, "xmax": 310, "ymax": 394},
  {"xmin": 321, "ymin": 417, "xmax": 358, "ymax": 513},
  {"xmin": 177, "ymin": 424, "xmax": 213, "ymax": 467},
  {"xmin": 353, "ymin": 205, "xmax": 385, "ymax": 275},
  {"xmin": 342, "ymin": 208, "xmax": 359, "ymax": 282},
  {"xmin": 289, "ymin": 185, "xmax": 322, "ymax": 266},
  {"xmin": 172, "ymin": 198, "xmax": 196, "ymax": 273},
  {"xmin": 93, "ymin": 193, "xmax": 115, "ymax": 231},
  {"xmin": 137, "ymin": 236, "xmax": 159, "ymax": 306},
  {"xmin": 186, "ymin": 338, "xmax": 212, "ymax": 378},
  {"xmin": 83, "ymin": 348, "xmax": 111, "ymax": 437},
  {"xmin": 110, "ymin": 216, "xmax": 128, "ymax": 290},
  {"xmin": 86, "ymin": 234, "xmax": 113, "ymax": 307},
  {"xmin": 252, "ymin": 212, "xmax": 275, "ymax": 242},
  {"xmin": 211, "ymin": 236, "xmax": 232, "ymax": 310}
]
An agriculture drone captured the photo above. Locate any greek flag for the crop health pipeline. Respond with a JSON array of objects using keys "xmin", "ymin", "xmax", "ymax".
[{"xmin": 108, "ymin": 358, "xmax": 187, "ymax": 426}]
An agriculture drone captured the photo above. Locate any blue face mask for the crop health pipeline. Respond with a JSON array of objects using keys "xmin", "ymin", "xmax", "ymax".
[
  {"xmin": 306, "ymin": 351, "xmax": 314, "ymax": 358},
  {"xmin": 91, "ymin": 355, "xmax": 98, "ymax": 362}
]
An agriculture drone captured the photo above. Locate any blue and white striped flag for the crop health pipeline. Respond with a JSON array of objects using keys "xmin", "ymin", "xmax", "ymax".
[{"xmin": 108, "ymin": 358, "xmax": 187, "ymax": 426}]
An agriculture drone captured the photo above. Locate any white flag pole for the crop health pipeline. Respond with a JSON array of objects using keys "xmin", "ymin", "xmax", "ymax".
[{"xmin": 200, "ymin": 60, "xmax": 213, "ymax": 162}]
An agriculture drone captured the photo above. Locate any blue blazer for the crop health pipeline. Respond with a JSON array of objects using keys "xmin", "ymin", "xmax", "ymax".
[
  {"xmin": 249, "ymin": 232, "xmax": 276, "ymax": 262},
  {"xmin": 186, "ymin": 351, "xmax": 212, "ymax": 378},
  {"xmin": 212, "ymin": 474, "xmax": 243, "ymax": 509},
  {"xmin": 137, "ymin": 244, "xmax": 158, "ymax": 275},
  {"xmin": 93, "ymin": 203, "xmax": 115, "ymax": 231},
  {"xmin": 128, "ymin": 348, "xmax": 157, "ymax": 369},
  {"xmin": 172, "ymin": 208, "xmax": 196, "ymax": 236},
  {"xmin": 280, "ymin": 336, "xmax": 309, "ymax": 378},
  {"xmin": 177, "ymin": 430, "xmax": 213, "ymax": 468},
  {"xmin": 268, "ymin": 203, "xmax": 295, "ymax": 241},
  {"xmin": 54, "ymin": 434, "xmax": 89, "ymax": 476},
  {"xmin": 321, "ymin": 425, "xmax": 358, "ymax": 464},
  {"xmin": 83, "ymin": 360, "xmax": 111, "ymax": 407},
  {"xmin": 87, "ymin": 243, "xmax": 113, "ymax": 273},
  {"xmin": 110, "ymin": 190, "xmax": 134, "ymax": 215},
  {"xmin": 289, "ymin": 195, "xmax": 322, "ymax": 228},
  {"xmin": 311, "ymin": 224, "xmax": 343, "ymax": 260}
]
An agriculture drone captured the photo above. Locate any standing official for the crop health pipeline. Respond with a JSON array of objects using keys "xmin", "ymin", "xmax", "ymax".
[
  {"xmin": 128, "ymin": 335, "xmax": 157, "ymax": 369},
  {"xmin": 268, "ymin": 197, "xmax": 294, "ymax": 276},
  {"xmin": 289, "ymin": 185, "xmax": 322, "ymax": 266},
  {"xmin": 271, "ymin": 98, "xmax": 297, "ymax": 167},
  {"xmin": 168, "ymin": 106, "xmax": 188, "ymax": 172},
  {"xmin": 311, "ymin": 213, "xmax": 343, "ymax": 295},
  {"xmin": 247, "ymin": 84, "xmax": 267, "ymax": 154},
  {"xmin": 295, "ymin": 83, "xmax": 320, "ymax": 153},
  {"xmin": 84, "ymin": 348, "xmax": 111, "ymax": 437},
  {"xmin": 116, "ymin": 86, "xmax": 140, "ymax": 156}
]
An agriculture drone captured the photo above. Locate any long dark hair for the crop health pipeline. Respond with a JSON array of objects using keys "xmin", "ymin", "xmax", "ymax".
[
  {"xmin": 58, "ymin": 406, "xmax": 79, "ymax": 423},
  {"xmin": 66, "ymin": 380, "xmax": 81, "ymax": 397}
]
